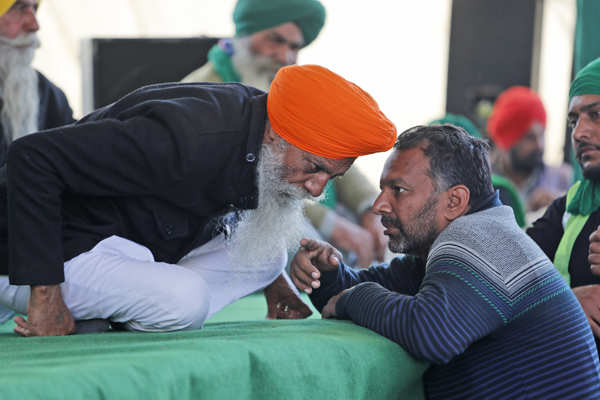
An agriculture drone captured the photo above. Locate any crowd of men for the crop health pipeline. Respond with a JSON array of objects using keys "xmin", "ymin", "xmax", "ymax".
[{"xmin": 1, "ymin": 0, "xmax": 600, "ymax": 398}]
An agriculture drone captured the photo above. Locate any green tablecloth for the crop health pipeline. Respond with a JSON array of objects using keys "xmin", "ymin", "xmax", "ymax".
[{"xmin": 0, "ymin": 294, "xmax": 427, "ymax": 399}]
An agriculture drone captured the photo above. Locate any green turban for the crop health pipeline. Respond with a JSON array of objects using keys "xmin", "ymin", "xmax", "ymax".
[
  {"xmin": 233, "ymin": 0, "xmax": 326, "ymax": 47},
  {"xmin": 569, "ymin": 57, "xmax": 600, "ymax": 99},
  {"xmin": 429, "ymin": 113, "xmax": 482, "ymax": 138}
]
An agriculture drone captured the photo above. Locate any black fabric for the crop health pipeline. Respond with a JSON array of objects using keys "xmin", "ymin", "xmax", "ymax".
[
  {"xmin": 527, "ymin": 196, "xmax": 600, "ymax": 288},
  {"xmin": 0, "ymin": 72, "xmax": 74, "ymax": 275},
  {"xmin": 1, "ymin": 82, "xmax": 268, "ymax": 285},
  {"xmin": 467, "ymin": 190, "xmax": 501, "ymax": 215}
]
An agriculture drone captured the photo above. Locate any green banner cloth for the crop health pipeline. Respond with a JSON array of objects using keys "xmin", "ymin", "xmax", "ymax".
[{"xmin": 0, "ymin": 294, "xmax": 427, "ymax": 400}]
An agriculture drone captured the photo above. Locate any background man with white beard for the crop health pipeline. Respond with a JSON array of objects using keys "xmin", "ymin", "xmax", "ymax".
[
  {"xmin": 0, "ymin": 64, "xmax": 397, "ymax": 337},
  {"xmin": 0, "ymin": 0, "xmax": 74, "ymax": 180},
  {"xmin": 183, "ymin": 0, "xmax": 387, "ymax": 269}
]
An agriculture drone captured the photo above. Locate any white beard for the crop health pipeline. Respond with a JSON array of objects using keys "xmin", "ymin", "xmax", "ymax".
[
  {"xmin": 0, "ymin": 33, "xmax": 40, "ymax": 143},
  {"xmin": 230, "ymin": 36, "xmax": 284, "ymax": 92},
  {"xmin": 226, "ymin": 142, "xmax": 313, "ymax": 267}
]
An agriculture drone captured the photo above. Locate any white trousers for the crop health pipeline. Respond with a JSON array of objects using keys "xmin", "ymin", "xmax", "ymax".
[{"xmin": 0, "ymin": 235, "xmax": 285, "ymax": 332}]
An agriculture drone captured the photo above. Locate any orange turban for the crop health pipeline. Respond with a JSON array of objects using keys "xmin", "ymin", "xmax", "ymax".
[
  {"xmin": 267, "ymin": 64, "xmax": 396, "ymax": 159},
  {"xmin": 487, "ymin": 86, "xmax": 546, "ymax": 151}
]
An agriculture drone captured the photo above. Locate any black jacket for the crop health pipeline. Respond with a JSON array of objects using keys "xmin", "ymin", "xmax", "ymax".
[
  {"xmin": 527, "ymin": 195, "xmax": 600, "ymax": 288},
  {"xmin": 3, "ymin": 82, "xmax": 267, "ymax": 285}
]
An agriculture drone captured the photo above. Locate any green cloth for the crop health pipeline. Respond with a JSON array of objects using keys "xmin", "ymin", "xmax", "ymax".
[
  {"xmin": 0, "ymin": 294, "xmax": 427, "ymax": 400},
  {"xmin": 233, "ymin": 0, "xmax": 326, "ymax": 47},
  {"xmin": 573, "ymin": 0, "xmax": 600, "ymax": 83},
  {"xmin": 491, "ymin": 174, "xmax": 526, "ymax": 228},
  {"xmin": 319, "ymin": 180, "xmax": 337, "ymax": 209},
  {"xmin": 569, "ymin": 57, "xmax": 600, "ymax": 99},
  {"xmin": 207, "ymin": 44, "xmax": 241, "ymax": 83},
  {"xmin": 567, "ymin": 178, "xmax": 600, "ymax": 215},
  {"xmin": 554, "ymin": 181, "xmax": 590, "ymax": 284},
  {"xmin": 429, "ymin": 113, "xmax": 483, "ymax": 138}
]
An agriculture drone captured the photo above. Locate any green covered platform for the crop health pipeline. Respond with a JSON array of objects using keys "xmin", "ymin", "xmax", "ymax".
[{"xmin": 0, "ymin": 294, "xmax": 427, "ymax": 399}]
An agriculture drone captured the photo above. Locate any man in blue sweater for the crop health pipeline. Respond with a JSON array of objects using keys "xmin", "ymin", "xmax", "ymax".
[{"xmin": 290, "ymin": 124, "xmax": 600, "ymax": 399}]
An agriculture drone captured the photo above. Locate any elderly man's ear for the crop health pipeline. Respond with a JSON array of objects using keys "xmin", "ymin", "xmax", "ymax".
[{"xmin": 443, "ymin": 185, "xmax": 470, "ymax": 222}]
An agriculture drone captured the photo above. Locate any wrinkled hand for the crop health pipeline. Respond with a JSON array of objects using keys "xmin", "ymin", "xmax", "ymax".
[
  {"xmin": 589, "ymin": 226, "xmax": 600, "ymax": 276},
  {"xmin": 330, "ymin": 215, "xmax": 375, "ymax": 268},
  {"xmin": 14, "ymin": 285, "xmax": 75, "ymax": 337},
  {"xmin": 264, "ymin": 272, "xmax": 312, "ymax": 319},
  {"xmin": 321, "ymin": 289, "xmax": 350, "ymax": 319},
  {"xmin": 290, "ymin": 238, "xmax": 342, "ymax": 295},
  {"xmin": 527, "ymin": 188, "xmax": 557, "ymax": 212},
  {"xmin": 360, "ymin": 210, "xmax": 388, "ymax": 263},
  {"xmin": 573, "ymin": 285, "xmax": 600, "ymax": 338}
]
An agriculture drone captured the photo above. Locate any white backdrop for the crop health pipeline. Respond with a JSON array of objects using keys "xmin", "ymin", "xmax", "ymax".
[{"xmin": 31, "ymin": 0, "xmax": 575, "ymax": 184}]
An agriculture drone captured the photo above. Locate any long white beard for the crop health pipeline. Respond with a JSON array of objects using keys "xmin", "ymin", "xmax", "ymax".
[
  {"xmin": 230, "ymin": 36, "xmax": 284, "ymax": 92},
  {"xmin": 0, "ymin": 33, "xmax": 40, "ymax": 143},
  {"xmin": 226, "ymin": 143, "xmax": 313, "ymax": 267}
]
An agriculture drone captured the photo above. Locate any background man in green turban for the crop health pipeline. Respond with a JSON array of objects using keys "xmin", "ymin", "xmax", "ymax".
[
  {"xmin": 183, "ymin": 0, "xmax": 325, "ymax": 91},
  {"xmin": 527, "ymin": 57, "xmax": 600, "ymax": 357}
]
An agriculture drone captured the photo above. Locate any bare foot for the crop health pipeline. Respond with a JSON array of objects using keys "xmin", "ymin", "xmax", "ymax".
[{"xmin": 14, "ymin": 285, "xmax": 75, "ymax": 337}]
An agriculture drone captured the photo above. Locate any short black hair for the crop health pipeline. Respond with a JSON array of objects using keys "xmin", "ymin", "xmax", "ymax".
[{"xmin": 394, "ymin": 124, "xmax": 494, "ymax": 205}]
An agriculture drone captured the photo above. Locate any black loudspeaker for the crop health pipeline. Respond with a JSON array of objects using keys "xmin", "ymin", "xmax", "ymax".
[
  {"xmin": 82, "ymin": 37, "xmax": 219, "ymax": 112},
  {"xmin": 446, "ymin": 0, "xmax": 541, "ymax": 132}
]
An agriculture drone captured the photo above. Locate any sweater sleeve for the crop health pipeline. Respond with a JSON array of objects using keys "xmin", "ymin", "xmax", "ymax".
[
  {"xmin": 309, "ymin": 255, "xmax": 425, "ymax": 311},
  {"xmin": 334, "ymin": 260, "xmax": 508, "ymax": 364}
]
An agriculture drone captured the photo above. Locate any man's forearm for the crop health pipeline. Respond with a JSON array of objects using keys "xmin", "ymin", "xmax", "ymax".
[{"xmin": 13, "ymin": 284, "xmax": 75, "ymax": 337}]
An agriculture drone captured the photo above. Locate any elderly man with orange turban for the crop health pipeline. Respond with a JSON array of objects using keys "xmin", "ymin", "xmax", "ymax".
[
  {"xmin": 487, "ymin": 86, "xmax": 572, "ymax": 221},
  {"xmin": 0, "ymin": 64, "xmax": 396, "ymax": 337}
]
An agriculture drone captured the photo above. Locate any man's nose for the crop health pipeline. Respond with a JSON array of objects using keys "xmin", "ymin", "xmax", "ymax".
[
  {"xmin": 372, "ymin": 192, "xmax": 392, "ymax": 215},
  {"xmin": 304, "ymin": 174, "xmax": 329, "ymax": 197},
  {"xmin": 273, "ymin": 46, "xmax": 296, "ymax": 65},
  {"xmin": 23, "ymin": 7, "xmax": 39, "ymax": 33},
  {"xmin": 572, "ymin": 117, "xmax": 593, "ymax": 143}
]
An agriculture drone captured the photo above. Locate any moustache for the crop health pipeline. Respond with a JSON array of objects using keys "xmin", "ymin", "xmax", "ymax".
[
  {"xmin": 575, "ymin": 141, "xmax": 600, "ymax": 158},
  {"xmin": 0, "ymin": 33, "xmax": 40, "ymax": 50},
  {"xmin": 381, "ymin": 215, "xmax": 400, "ymax": 229}
]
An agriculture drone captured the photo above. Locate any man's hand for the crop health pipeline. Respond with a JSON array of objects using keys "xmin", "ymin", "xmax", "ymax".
[
  {"xmin": 14, "ymin": 284, "xmax": 75, "ymax": 337},
  {"xmin": 290, "ymin": 238, "xmax": 342, "ymax": 295},
  {"xmin": 330, "ymin": 215, "xmax": 375, "ymax": 268},
  {"xmin": 264, "ymin": 272, "xmax": 312, "ymax": 319},
  {"xmin": 589, "ymin": 226, "xmax": 600, "ymax": 276},
  {"xmin": 360, "ymin": 210, "xmax": 388, "ymax": 263},
  {"xmin": 321, "ymin": 289, "xmax": 350, "ymax": 319},
  {"xmin": 573, "ymin": 285, "xmax": 600, "ymax": 338}
]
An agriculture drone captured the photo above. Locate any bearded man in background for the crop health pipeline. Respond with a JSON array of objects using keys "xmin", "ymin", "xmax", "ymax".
[{"xmin": 0, "ymin": 0, "xmax": 74, "ymax": 177}]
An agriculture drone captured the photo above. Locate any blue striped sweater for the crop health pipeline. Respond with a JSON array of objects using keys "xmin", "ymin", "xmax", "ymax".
[{"xmin": 310, "ymin": 205, "xmax": 600, "ymax": 399}]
